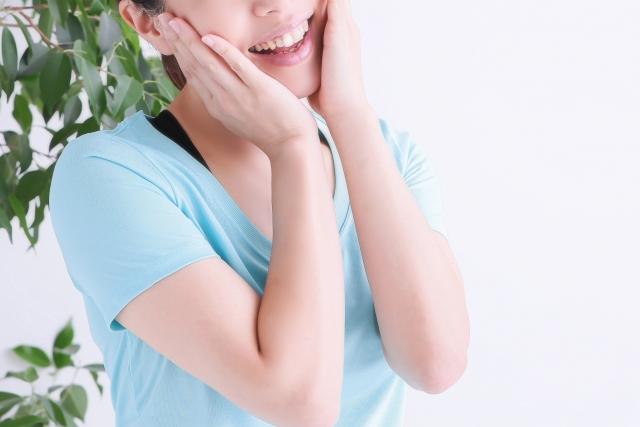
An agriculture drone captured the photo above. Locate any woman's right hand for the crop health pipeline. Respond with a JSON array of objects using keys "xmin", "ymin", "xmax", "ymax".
[{"xmin": 157, "ymin": 13, "xmax": 319, "ymax": 160}]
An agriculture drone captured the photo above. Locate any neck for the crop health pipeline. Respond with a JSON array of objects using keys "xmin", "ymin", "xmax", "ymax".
[{"xmin": 166, "ymin": 82, "xmax": 261, "ymax": 161}]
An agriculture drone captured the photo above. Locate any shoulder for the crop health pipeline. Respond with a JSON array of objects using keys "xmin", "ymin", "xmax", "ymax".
[{"xmin": 50, "ymin": 121, "xmax": 177, "ymax": 219}]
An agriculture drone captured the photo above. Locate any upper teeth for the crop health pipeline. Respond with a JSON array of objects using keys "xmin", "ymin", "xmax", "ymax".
[{"xmin": 252, "ymin": 19, "xmax": 309, "ymax": 52}]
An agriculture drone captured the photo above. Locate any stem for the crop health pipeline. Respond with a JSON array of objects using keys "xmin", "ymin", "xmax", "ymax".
[{"xmin": 17, "ymin": 10, "xmax": 64, "ymax": 52}]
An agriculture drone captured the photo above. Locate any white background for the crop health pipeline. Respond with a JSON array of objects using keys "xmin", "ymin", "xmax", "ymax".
[{"xmin": 1, "ymin": 0, "xmax": 639, "ymax": 425}]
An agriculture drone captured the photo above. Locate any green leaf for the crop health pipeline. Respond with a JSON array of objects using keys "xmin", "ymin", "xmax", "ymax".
[
  {"xmin": 12, "ymin": 95, "xmax": 32, "ymax": 134},
  {"xmin": 83, "ymin": 363, "xmax": 105, "ymax": 372},
  {"xmin": 76, "ymin": 116, "xmax": 100, "ymax": 137},
  {"xmin": 53, "ymin": 351, "xmax": 73, "ymax": 369},
  {"xmin": 110, "ymin": 75, "xmax": 143, "ymax": 118},
  {"xmin": 13, "ymin": 17, "xmax": 35, "ymax": 59},
  {"xmin": 15, "ymin": 170, "xmax": 48, "ymax": 207},
  {"xmin": 48, "ymin": 0, "xmax": 70, "ymax": 29},
  {"xmin": 37, "ymin": 8, "xmax": 54, "ymax": 40},
  {"xmin": 53, "ymin": 319, "xmax": 74, "ymax": 349},
  {"xmin": 18, "ymin": 44, "xmax": 52, "ymax": 79},
  {"xmin": 7, "ymin": 194, "xmax": 35, "ymax": 247},
  {"xmin": 0, "ymin": 392, "xmax": 23, "ymax": 417},
  {"xmin": 75, "ymin": 56, "xmax": 105, "ymax": 119},
  {"xmin": 6, "ymin": 367, "xmax": 39, "ymax": 383},
  {"xmin": 4, "ymin": 132, "xmax": 33, "ymax": 174},
  {"xmin": 89, "ymin": 370, "xmax": 103, "ymax": 395},
  {"xmin": 12, "ymin": 345, "xmax": 51, "ymax": 367},
  {"xmin": 56, "ymin": 13, "xmax": 84, "ymax": 47},
  {"xmin": 60, "ymin": 385, "xmax": 87, "ymax": 421},
  {"xmin": 49, "ymin": 123, "xmax": 81, "ymax": 151},
  {"xmin": 0, "ymin": 64, "xmax": 13, "ymax": 98},
  {"xmin": 63, "ymin": 96, "xmax": 82, "ymax": 127},
  {"xmin": 47, "ymin": 385, "xmax": 63, "ymax": 394},
  {"xmin": 34, "ymin": 395, "xmax": 67, "ymax": 426},
  {"xmin": 87, "ymin": 0, "xmax": 105, "ymax": 16},
  {"xmin": 99, "ymin": 12, "xmax": 123, "ymax": 55},
  {"xmin": 40, "ymin": 52, "xmax": 72, "ymax": 106},
  {"xmin": 54, "ymin": 344, "xmax": 79, "ymax": 356},
  {"xmin": 0, "ymin": 415, "xmax": 49, "ymax": 427},
  {"xmin": 61, "ymin": 409, "xmax": 78, "ymax": 427},
  {"xmin": 0, "ymin": 207, "xmax": 12, "ymax": 244},
  {"xmin": 73, "ymin": 39, "xmax": 96, "ymax": 66},
  {"xmin": 2, "ymin": 27, "xmax": 18, "ymax": 83},
  {"xmin": 110, "ymin": 45, "xmax": 142, "ymax": 82}
]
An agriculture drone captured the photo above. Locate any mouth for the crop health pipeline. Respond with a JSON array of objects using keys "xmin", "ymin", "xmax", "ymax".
[{"xmin": 248, "ymin": 15, "xmax": 312, "ymax": 56}]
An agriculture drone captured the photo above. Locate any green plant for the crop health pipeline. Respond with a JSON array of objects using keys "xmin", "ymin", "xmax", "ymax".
[
  {"xmin": 0, "ymin": 0, "xmax": 179, "ymax": 250},
  {"xmin": 0, "ymin": 318, "xmax": 105, "ymax": 426}
]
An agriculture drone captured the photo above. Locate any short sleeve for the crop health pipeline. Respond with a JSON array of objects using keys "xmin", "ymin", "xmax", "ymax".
[
  {"xmin": 49, "ymin": 135, "xmax": 220, "ymax": 331},
  {"xmin": 380, "ymin": 119, "xmax": 449, "ymax": 243}
]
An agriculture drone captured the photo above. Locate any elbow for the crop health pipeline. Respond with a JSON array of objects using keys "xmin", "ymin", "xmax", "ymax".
[
  {"xmin": 416, "ymin": 351, "xmax": 468, "ymax": 394},
  {"xmin": 282, "ymin": 383, "xmax": 341, "ymax": 427}
]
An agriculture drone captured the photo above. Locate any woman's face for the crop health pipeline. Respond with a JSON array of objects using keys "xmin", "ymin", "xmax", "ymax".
[{"xmin": 164, "ymin": 0, "xmax": 327, "ymax": 98}]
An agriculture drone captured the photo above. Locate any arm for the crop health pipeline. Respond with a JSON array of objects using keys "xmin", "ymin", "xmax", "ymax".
[
  {"xmin": 117, "ymin": 138, "xmax": 345, "ymax": 427},
  {"xmin": 326, "ymin": 106, "xmax": 469, "ymax": 394}
]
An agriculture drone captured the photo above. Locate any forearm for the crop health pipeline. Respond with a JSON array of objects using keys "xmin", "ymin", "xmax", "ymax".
[
  {"xmin": 326, "ymin": 107, "xmax": 469, "ymax": 393},
  {"xmin": 257, "ymin": 138, "xmax": 345, "ymax": 409}
]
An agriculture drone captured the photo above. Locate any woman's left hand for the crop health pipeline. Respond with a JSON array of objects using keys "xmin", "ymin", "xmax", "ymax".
[{"xmin": 307, "ymin": 0, "xmax": 370, "ymax": 122}]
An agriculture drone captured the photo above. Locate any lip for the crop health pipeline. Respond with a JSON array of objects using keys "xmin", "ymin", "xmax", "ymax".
[
  {"xmin": 251, "ymin": 11, "xmax": 313, "ymax": 47},
  {"xmin": 248, "ymin": 16, "xmax": 314, "ymax": 67}
]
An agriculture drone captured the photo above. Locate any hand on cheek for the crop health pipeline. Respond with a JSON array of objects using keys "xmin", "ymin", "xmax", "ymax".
[{"xmin": 307, "ymin": 0, "xmax": 369, "ymax": 122}]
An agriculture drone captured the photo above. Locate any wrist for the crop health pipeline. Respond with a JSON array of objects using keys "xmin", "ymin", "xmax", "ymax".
[{"xmin": 266, "ymin": 134, "xmax": 321, "ymax": 165}]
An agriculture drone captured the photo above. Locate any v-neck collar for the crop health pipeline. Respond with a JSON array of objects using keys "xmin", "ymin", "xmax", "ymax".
[{"xmin": 126, "ymin": 109, "xmax": 351, "ymax": 261}]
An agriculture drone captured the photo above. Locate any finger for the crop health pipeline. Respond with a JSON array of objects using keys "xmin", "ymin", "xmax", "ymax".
[
  {"xmin": 159, "ymin": 13, "xmax": 243, "ymax": 93},
  {"xmin": 199, "ymin": 34, "xmax": 262, "ymax": 89}
]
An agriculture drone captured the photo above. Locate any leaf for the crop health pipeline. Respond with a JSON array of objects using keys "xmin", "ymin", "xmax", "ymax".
[
  {"xmin": 89, "ymin": 370, "xmax": 103, "ymax": 395},
  {"xmin": 60, "ymin": 385, "xmax": 87, "ymax": 421},
  {"xmin": 76, "ymin": 116, "xmax": 100, "ymax": 137},
  {"xmin": 75, "ymin": 56, "xmax": 105, "ymax": 119},
  {"xmin": 2, "ymin": 27, "xmax": 18, "ymax": 83},
  {"xmin": 121, "ymin": 18, "xmax": 140, "ymax": 57},
  {"xmin": 99, "ymin": 12, "xmax": 123, "ymax": 55},
  {"xmin": 110, "ymin": 75, "xmax": 143, "ymax": 118},
  {"xmin": 0, "ymin": 415, "xmax": 49, "ymax": 427},
  {"xmin": 47, "ymin": 385, "xmax": 63, "ymax": 394},
  {"xmin": 15, "ymin": 170, "xmax": 48, "ymax": 207},
  {"xmin": 40, "ymin": 52, "xmax": 72, "ymax": 106},
  {"xmin": 18, "ymin": 44, "xmax": 53, "ymax": 79},
  {"xmin": 54, "ymin": 344, "xmax": 79, "ymax": 356},
  {"xmin": 72, "ymin": 39, "xmax": 96, "ymax": 66},
  {"xmin": 12, "ymin": 95, "xmax": 32, "ymax": 134},
  {"xmin": 49, "ymin": 122, "xmax": 81, "ymax": 151},
  {"xmin": 88, "ymin": 0, "xmax": 105, "ymax": 16},
  {"xmin": 12, "ymin": 345, "xmax": 51, "ymax": 367},
  {"xmin": 6, "ymin": 367, "xmax": 39, "ymax": 383},
  {"xmin": 48, "ymin": 0, "xmax": 70, "ymax": 29},
  {"xmin": 7, "ymin": 194, "xmax": 35, "ymax": 247},
  {"xmin": 0, "ymin": 207, "xmax": 12, "ymax": 244},
  {"xmin": 35, "ymin": 395, "xmax": 67, "ymax": 426},
  {"xmin": 53, "ymin": 318, "xmax": 74, "ymax": 350},
  {"xmin": 0, "ymin": 392, "xmax": 23, "ymax": 418},
  {"xmin": 55, "ymin": 13, "xmax": 84, "ymax": 47},
  {"xmin": 83, "ymin": 363, "xmax": 105, "ymax": 372},
  {"xmin": 110, "ymin": 45, "xmax": 142, "ymax": 82},
  {"xmin": 12, "ymin": 17, "xmax": 35, "ymax": 59},
  {"xmin": 63, "ymin": 96, "xmax": 82, "ymax": 127},
  {"xmin": 37, "ymin": 8, "xmax": 54, "ymax": 40}
]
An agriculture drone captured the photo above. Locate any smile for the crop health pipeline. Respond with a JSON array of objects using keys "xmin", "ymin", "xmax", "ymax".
[{"xmin": 249, "ymin": 18, "xmax": 310, "ymax": 55}]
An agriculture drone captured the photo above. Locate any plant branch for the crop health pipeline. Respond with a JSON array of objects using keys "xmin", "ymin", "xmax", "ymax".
[{"xmin": 17, "ymin": 10, "xmax": 64, "ymax": 52}]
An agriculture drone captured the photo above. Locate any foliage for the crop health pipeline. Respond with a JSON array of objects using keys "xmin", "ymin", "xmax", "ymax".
[
  {"xmin": 0, "ymin": 0, "xmax": 179, "ymax": 250},
  {"xmin": 0, "ymin": 319, "xmax": 105, "ymax": 426}
]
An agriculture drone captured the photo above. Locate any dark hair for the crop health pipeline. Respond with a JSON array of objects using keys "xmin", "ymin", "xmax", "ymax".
[{"xmin": 117, "ymin": 0, "xmax": 187, "ymax": 90}]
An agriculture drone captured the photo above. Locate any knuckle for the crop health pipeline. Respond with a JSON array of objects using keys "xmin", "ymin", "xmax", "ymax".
[
  {"xmin": 205, "ymin": 62, "xmax": 219, "ymax": 75},
  {"xmin": 185, "ymin": 57, "xmax": 200, "ymax": 73}
]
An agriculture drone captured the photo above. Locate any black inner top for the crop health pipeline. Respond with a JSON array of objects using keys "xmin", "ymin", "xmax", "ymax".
[{"xmin": 148, "ymin": 109, "xmax": 328, "ymax": 171}]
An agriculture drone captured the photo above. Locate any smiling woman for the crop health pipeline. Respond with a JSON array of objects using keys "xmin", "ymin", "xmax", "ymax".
[{"xmin": 48, "ymin": 0, "xmax": 469, "ymax": 426}]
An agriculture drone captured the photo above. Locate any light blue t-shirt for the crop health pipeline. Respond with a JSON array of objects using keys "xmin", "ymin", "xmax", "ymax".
[{"xmin": 49, "ymin": 108, "xmax": 448, "ymax": 426}]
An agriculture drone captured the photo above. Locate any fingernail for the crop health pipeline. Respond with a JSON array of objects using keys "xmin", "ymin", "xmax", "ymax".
[
  {"xmin": 202, "ymin": 36, "xmax": 214, "ymax": 48},
  {"xmin": 168, "ymin": 20, "xmax": 181, "ymax": 35},
  {"xmin": 158, "ymin": 13, "xmax": 171, "ymax": 28}
]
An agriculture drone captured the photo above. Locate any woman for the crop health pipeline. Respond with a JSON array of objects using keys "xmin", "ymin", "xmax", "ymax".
[{"xmin": 49, "ymin": 0, "xmax": 470, "ymax": 425}]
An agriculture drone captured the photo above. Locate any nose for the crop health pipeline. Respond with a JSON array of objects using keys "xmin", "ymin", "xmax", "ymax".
[{"xmin": 252, "ymin": 0, "xmax": 296, "ymax": 16}]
